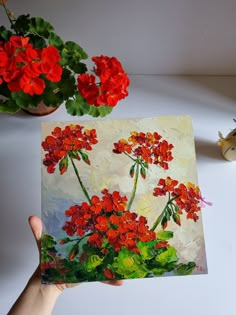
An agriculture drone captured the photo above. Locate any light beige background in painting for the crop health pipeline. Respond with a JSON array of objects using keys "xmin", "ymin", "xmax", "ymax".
[{"xmin": 42, "ymin": 116, "xmax": 207, "ymax": 272}]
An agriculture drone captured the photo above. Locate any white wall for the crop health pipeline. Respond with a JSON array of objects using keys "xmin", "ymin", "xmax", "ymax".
[{"xmin": 1, "ymin": 0, "xmax": 236, "ymax": 74}]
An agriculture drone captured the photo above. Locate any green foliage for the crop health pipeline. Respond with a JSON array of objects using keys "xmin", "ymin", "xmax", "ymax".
[
  {"xmin": 137, "ymin": 241, "xmax": 158, "ymax": 260},
  {"xmin": 155, "ymin": 246, "xmax": 178, "ymax": 267},
  {"xmin": 156, "ymin": 230, "xmax": 174, "ymax": 241},
  {"xmin": 28, "ymin": 17, "xmax": 54, "ymax": 38},
  {"xmin": 13, "ymin": 14, "xmax": 31, "ymax": 34},
  {"xmin": 88, "ymin": 105, "xmax": 113, "ymax": 117},
  {"xmin": 112, "ymin": 247, "xmax": 148, "ymax": 279},
  {"xmin": 65, "ymin": 95, "xmax": 90, "ymax": 116},
  {"xmin": 0, "ymin": 99, "xmax": 20, "ymax": 113},
  {"xmin": 174, "ymin": 262, "xmax": 196, "ymax": 275},
  {"xmin": 48, "ymin": 32, "xmax": 64, "ymax": 49},
  {"xmin": 11, "ymin": 91, "xmax": 42, "ymax": 109},
  {"xmin": 0, "ymin": 26, "xmax": 12, "ymax": 41},
  {"xmin": 86, "ymin": 255, "xmax": 103, "ymax": 272},
  {"xmin": 41, "ymin": 234, "xmax": 57, "ymax": 263}
]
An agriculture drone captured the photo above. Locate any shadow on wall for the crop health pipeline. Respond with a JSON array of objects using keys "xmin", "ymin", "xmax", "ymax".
[
  {"xmin": 194, "ymin": 138, "xmax": 224, "ymax": 161},
  {"xmin": 131, "ymin": 75, "xmax": 236, "ymax": 116}
]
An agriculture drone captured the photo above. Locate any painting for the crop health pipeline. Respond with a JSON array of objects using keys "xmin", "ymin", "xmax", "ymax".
[{"xmin": 41, "ymin": 116, "xmax": 208, "ymax": 284}]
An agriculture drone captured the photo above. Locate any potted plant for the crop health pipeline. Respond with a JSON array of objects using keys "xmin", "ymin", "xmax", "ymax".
[{"xmin": 0, "ymin": 0, "xmax": 129, "ymax": 116}]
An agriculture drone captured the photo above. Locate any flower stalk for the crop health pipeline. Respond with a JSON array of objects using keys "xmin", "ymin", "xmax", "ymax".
[
  {"xmin": 69, "ymin": 156, "xmax": 92, "ymax": 205},
  {"xmin": 127, "ymin": 162, "xmax": 140, "ymax": 210}
]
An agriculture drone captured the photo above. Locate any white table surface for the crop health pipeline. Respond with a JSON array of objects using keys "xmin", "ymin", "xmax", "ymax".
[{"xmin": 1, "ymin": 75, "xmax": 235, "ymax": 315}]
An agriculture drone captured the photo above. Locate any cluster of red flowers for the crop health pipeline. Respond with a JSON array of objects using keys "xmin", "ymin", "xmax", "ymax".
[
  {"xmin": 153, "ymin": 177, "xmax": 202, "ymax": 222},
  {"xmin": 113, "ymin": 131, "xmax": 174, "ymax": 170},
  {"xmin": 41, "ymin": 124, "xmax": 98, "ymax": 174},
  {"xmin": 77, "ymin": 55, "xmax": 129, "ymax": 107},
  {"xmin": 62, "ymin": 189, "xmax": 156, "ymax": 254},
  {"xmin": 0, "ymin": 36, "xmax": 62, "ymax": 95}
]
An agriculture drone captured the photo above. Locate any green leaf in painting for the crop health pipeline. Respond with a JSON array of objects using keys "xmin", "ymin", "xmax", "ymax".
[
  {"xmin": 174, "ymin": 262, "xmax": 196, "ymax": 276},
  {"xmin": 137, "ymin": 241, "xmax": 158, "ymax": 260},
  {"xmin": 155, "ymin": 246, "xmax": 178, "ymax": 266},
  {"xmin": 86, "ymin": 255, "xmax": 103, "ymax": 272},
  {"xmin": 112, "ymin": 247, "xmax": 148, "ymax": 279},
  {"xmin": 156, "ymin": 230, "xmax": 174, "ymax": 241}
]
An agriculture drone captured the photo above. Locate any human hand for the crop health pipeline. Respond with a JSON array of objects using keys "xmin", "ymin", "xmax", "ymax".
[{"xmin": 28, "ymin": 215, "xmax": 123, "ymax": 293}]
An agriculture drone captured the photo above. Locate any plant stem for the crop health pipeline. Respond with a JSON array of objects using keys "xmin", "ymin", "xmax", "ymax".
[
  {"xmin": 69, "ymin": 156, "xmax": 91, "ymax": 205},
  {"xmin": 2, "ymin": 3, "xmax": 18, "ymax": 34},
  {"xmin": 124, "ymin": 152, "xmax": 136, "ymax": 162},
  {"xmin": 127, "ymin": 162, "xmax": 140, "ymax": 210},
  {"xmin": 150, "ymin": 193, "xmax": 180, "ymax": 231}
]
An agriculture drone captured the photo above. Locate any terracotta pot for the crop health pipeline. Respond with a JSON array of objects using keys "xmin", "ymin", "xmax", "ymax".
[{"xmin": 23, "ymin": 101, "xmax": 59, "ymax": 116}]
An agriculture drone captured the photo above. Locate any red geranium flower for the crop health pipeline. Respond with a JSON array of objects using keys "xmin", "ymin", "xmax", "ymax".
[
  {"xmin": 77, "ymin": 55, "xmax": 129, "ymax": 107},
  {"xmin": 41, "ymin": 124, "xmax": 98, "ymax": 175},
  {"xmin": 113, "ymin": 131, "xmax": 174, "ymax": 171}
]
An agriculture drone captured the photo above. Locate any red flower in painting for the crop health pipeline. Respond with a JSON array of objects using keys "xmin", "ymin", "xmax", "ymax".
[
  {"xmin": 113, "ymin": 131, "xmax": 174, "ymax": 170},
  {"xmin": 77, "ymin": 55, "xmax": 129, "ymax": 107},
  {"xmin": 61, "ymin": 188, "xmax": 157, "ymax": 254},
  {"xmin": 153, "ymin": 177, "xmax": 202, "ymax": 223},
  {"xmin": 41, "ymin": 124, "xmax": 98, "ymax": 174}
]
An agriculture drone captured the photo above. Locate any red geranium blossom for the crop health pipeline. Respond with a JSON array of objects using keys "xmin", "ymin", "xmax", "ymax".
[
  {"xmin": 77, "ymin": 55, "xmax": 129, "ymax": 107},
  {"xmin": 0, "ymin": 36, "xmax": 62, "ymax": 96},
  {"xmin": 113, "ymin": 131, "xmax": 174, "ymax": 170},
  {"xmin": 62, "ymin": 189, "xmax": 156, "ymax": 254},
  {"xmin": 153, "ymin": 177, "xmax": 202, "ymax": 223},
  {"xmin": 41, "ymin": 124, "xmax": 98, "ymax": 174}
]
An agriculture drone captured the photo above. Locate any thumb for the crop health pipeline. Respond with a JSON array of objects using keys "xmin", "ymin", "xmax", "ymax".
[{"xmin": 28, "ymin": 215, "xmax": 43, "ymax": 254}]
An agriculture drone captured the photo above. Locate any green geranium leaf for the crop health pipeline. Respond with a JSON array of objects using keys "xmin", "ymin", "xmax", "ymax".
[
  {"xmin": 88, "ymin": 105, "xmax": 113, "ymax": 117},
  {"xmin": 13, "ymin": 14, "xmax": 31, "ymax": 34},
  {"xmin": 11, "ymin": 91, "xmax": 42, "ymax": 109},
  {"xmin": 0, "ymin": 82, "xmax": 11, "ymax": 98},
  {"xmin": 86, "ymin": 255, "xmax": 103, "ymax": 272},
  {"xmin": 48, "ymin": 32, "xmax": 64, "ymax": 49},
  {"xmin": 156, "ymin": 230, "xmax": 174, "ymax": 241},
  {"xmin": 58, "ymin": 75, "xmax": 76, "ymax": 99},
  {"xmin": 174, "ymin": 262, "xmax": 196, "ymax": 276},
  {"xmin": 112, "ymin": 247, "xmax": 148, "ymax": 279},
  {"xmin": 64, "ymin": 41, "xmax": 88, "ymax": 60},
  {"xmin": 0, "ymin": 26, "xmax": 12, "ymax": 41},
  {"xmin": 151, "ymin": 267, "xmax": 168, "ymax": 276},
  {"xmin": 65, "ymin": 95, "xmax": 90, "ymax": 116},
  {"xmin": 28, "ymin": 34, "xmax": 47, "ymax": 48},
  {"xmin": 155, "ymin": 246, "xmax": 178, "ymax": 266},
  {"xmin": 41, "ymin": 234, "xmax": 57, "ymax": 249},
  {"xmin": 29, "ymin": 17, "xmax": 54, "ymax": 38},
  {"xmin": 43, "ymin": 80, "xmax": 64, "ymax": 107},
  {"xmin": 137, "ymin": 241, "xmax": 158, "ymax": 260},
  {"xmin": 69, "ymin": 62, "xmax": 87, "ymax": 74},
  {"xmin": 0, "ymin": 99, "xmax": 20, "ymax": 113}
]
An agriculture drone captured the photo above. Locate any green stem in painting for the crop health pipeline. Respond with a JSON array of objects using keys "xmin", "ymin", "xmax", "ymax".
[
  {"xmin": 69, "ymin": 156, "xmax": 91, "ymax": 205},
  {"xmin": 127, "ymin": 162, "xmax": 140, "ymax": 210},
  {"xmin": 150, "ymin": 193, "xmax": 180, "ymax": 231}
]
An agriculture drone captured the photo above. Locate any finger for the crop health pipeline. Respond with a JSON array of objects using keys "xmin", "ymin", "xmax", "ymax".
[
  {"xmin": 102, "ymin": 280, "xmax": 124, "ymax": 286},
  {"xmin": 28, "ymin": 215, "xmax": 43, "ymax": 253}
]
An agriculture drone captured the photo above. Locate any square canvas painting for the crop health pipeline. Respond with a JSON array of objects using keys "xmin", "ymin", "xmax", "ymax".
[{"xmin": 41, "ymin": 116, "xmax": 207, "ymax": 284}]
